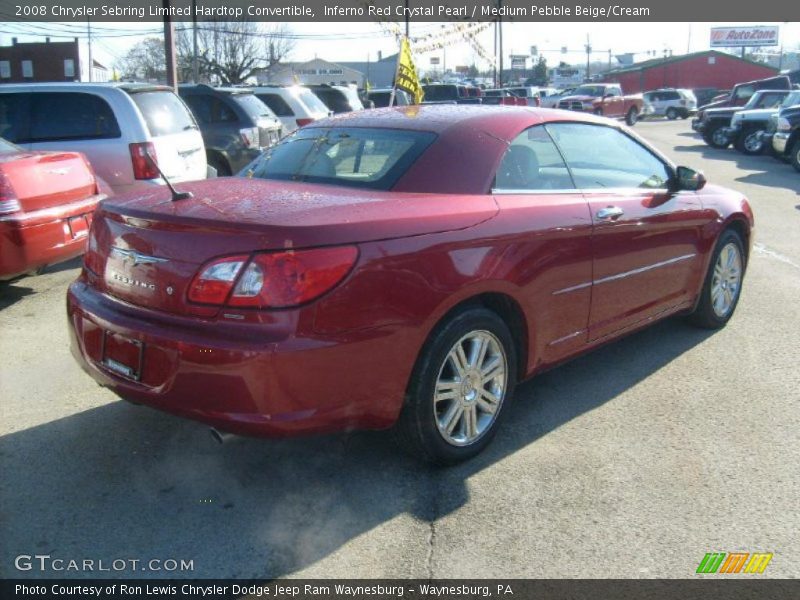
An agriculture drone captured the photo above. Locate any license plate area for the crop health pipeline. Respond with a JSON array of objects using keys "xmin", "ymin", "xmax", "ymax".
[{"xmin": 101, "ymin": 331, "xmax": 144, "ymax": 382}]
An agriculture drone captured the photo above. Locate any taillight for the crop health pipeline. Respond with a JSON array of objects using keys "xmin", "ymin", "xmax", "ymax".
[
  {"xmin": 187, "ymin": 255, "xmax": 249, "ymax": 305},
  {"xmin": 296, "ymin": 118, "xmax": 314, "ymax": 128},
  {"xmin": 189, "ymin": 246, "xmax": 358, "ymax": 309},
  {"xmin": 0, "ymin": 169, "xmax": 20, "ymax": 215},
  {"xmin": 129, "ymin": 142, "xmax": 159, "ymax": 180},
  {"xmin": 534, "ymin": 96, "xmax": 541, "ymax": 107},
  {"xmin": 239, "ymin": 127, "xmax": 260, "ymax": 149},
  {"xmin": 83, "ymin": 229, "xmax": 103, "ymax": 275}
]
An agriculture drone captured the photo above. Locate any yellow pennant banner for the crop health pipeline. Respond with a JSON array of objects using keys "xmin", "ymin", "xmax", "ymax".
[{"xmin": 395, "ymin": 37, "xmax": 425, "ymax": 104}]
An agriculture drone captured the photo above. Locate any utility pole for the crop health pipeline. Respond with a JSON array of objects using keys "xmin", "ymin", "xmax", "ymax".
[
  {"xmin": 498, "ymin": 0, "xmax": 503, "ymax": 86},
  {"xmin": 404, "ymin": 0, "xmax": 409, "ymax": 38},
  {"xmin": 163, "ymin": 0, "xmax": 178, "ymax": 90},
  {"xmin": 585, "ymin": 34, "xmax": 591, "ymax": 80},
  {"xmin": 192, "ymin": 0, "xmax": 198, "ymax": 82},
  {"xmin": 493, "ymin": 17, "xmax": 498, "ymax": 87},
  {"xmin": 86, "ymin": 18, "xmax": 92, "ymax": 82}
]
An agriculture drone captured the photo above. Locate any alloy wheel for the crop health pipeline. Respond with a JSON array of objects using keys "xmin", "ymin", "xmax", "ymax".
[
  {"xmin": 711, "ymin": 242, "xmax": 743, "ymax": 318},
  {"xmin": 433, "ymin": 330, "xmax": 508, "ymax": 447}
]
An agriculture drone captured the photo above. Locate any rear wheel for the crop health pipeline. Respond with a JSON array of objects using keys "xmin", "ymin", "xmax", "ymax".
[
  {"xmin": 735, "ymin": 127, "xmax": 766, "ymax": 155},
  {"xmin": 208, "ymin": 154, "xmax": 232, "ymax": 177},
  {"xmin": 625, "ymin": 107, "xmax": 638, "ymax": 126},
  {"xmin": 666, "ymin": 108, "xmax": 679, "ymax": 120},
  {"xmin": 395, "ymin": 307, "xmax": 517, "ymax": 465},
  {"xmin": 593, "ymin": 107, "xmax": 603, "ymax": 116},
  {"xmin": 703, "ymin": 123, "xmax": 730, "ymax": 149},
  {"xmin": 687, "ymin": 229, "xmax": 745, "ymax": 329}
]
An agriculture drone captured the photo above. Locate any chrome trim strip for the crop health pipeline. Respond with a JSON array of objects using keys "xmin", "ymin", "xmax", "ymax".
[
  {"xmin": 552, "ymin": 253, "xmax": 696, "ymax": 295},
  {"xmin": 548, "ymin": 330, "xmax": 585, "ymax": 346},
  {"xmin": 492, "ymin": 187, "xmax": 670, "ymax": 195},
  {"xmin": 110, "ymin": 246, "xmax": 169, "ymax": 266}
]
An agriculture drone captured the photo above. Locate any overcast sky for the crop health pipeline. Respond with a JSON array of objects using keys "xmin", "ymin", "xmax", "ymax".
[{"xmin": 0, "ymin": 21, "xmax": 796, "ymax": 72}]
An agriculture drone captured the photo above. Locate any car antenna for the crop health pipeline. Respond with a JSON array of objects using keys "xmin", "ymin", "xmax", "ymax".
[{"xmin": 144, "ymin": 150, "xmax": 193, "ymax": 201}]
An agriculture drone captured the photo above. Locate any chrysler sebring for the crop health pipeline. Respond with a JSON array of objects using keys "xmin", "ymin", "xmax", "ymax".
[{"xmin": 67, "ymin": 105, "xmax": 753, "ymax": 463}]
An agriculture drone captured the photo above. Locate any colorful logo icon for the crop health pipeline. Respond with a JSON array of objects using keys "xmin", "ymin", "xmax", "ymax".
[{"xmin": 696, "ymin": 552, "xmax": 773, "ymax": 574}]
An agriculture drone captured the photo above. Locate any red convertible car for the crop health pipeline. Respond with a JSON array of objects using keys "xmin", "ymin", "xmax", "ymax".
[
  {"xmin": 1, "ymin": 138, "xmax": 107, "ymax": 280},
  {"xmin": 67, "ymin": 106, "xmax": 752, "ymax": 464}
]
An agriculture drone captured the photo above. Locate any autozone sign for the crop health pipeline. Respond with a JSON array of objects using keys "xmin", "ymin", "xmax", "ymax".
[{"xmin": 710, "ymin": 26, "xmax": 779, "ymax": 47}]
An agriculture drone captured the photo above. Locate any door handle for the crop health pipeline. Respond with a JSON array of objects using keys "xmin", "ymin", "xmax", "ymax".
[{"xmin": 596, "ymin": 206, "xmax": 624, "ymax": 220}]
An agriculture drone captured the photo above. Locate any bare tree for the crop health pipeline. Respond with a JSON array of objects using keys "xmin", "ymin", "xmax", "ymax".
[{"xmin": 116, "ymin": 37, "xmax": 165, "ymax": 81}]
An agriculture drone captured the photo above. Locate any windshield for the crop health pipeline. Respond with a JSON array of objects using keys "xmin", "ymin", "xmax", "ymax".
[
  {"xmin": 130, "ymin": 91, "xmax": 197, "ymax": 137},
  {"xmin": 781, "ymin": 92, "xmax": 800, "ymax": 107},
  {"xmin": 747, "ymin": 92, "xmax": 789, "ymax": 109},
  {"xmin": 233, "ymin": 94, "xmax": 276, "ymax": 120},
  {"xmin": 572, "ymin": 86, "xmax": 606, "ymax": 97},
  {"xmin": 244, "ymin": 126, "xmax": 436, "ymax": 190}
]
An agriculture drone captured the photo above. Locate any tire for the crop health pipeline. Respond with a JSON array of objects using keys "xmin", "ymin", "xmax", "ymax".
[
  {"xmin": 593, "ymin": 107, "xmax": 603, "ymax": 116},
  {"xmin": 687, "ymin": 229, "xmax": 746, "ymax": 329},
  {"xmin": 735, "ymin": 127, "xmax": 765, "ymax": 155},
  {"xmin": 703, "ymin": 123, "xmax": 730, "ymax": 149},
  {"xmin": 625, "ymin": 107, "xmax": 638, "ymax": 126},
  {"xmin": 666, "ymin": 108, "xmax": 678, "ymax": 120},
  {"xmin": 208, "ymin": 154, "xmax": 232, "ymax": 177},
  {"xmin": 790, "ymin": 139, "xmax": 800, "ymax": 173},
  {"xmin": 680, "ymin": 110, "xmax": 690, "ymax": 120},
  {"xmin": 394, "ymin": 307, "xmax": 518, "ymax": 465}
]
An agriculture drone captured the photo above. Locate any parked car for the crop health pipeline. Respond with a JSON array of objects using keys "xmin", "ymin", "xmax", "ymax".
[
  {"xmin": 642, "ymin": 89, "xmax": 697, "ymax": 119},
  {"xmin": 0, "ymin": 137, "xmax": 109, "ymax": 281},
  {"xmin": 306, "ymin": 84, "xmax": 364, "ymax": 114},
  {"xmin": 724, "ymin": 90, "xmax": 800, "ymax": 155},
  {"xmin": 556, "ymin": 83, "xmax": 643, "ymax": 126},
  {"xmin": 0, "ymin": 83, "xmax": 206, "ymax": 195},
  {"xmin": 696, "ymin": 89, "xmax": 791, "ymax": 149},
  {"xmin": 67, "ymin": 105, "xmax": 752, "ymax": 464},
  {"xmin": 692, "ymin": 75, "xmax": 791, "ymax": 131},
  {"xmin": 540, "ymin": 87, "xmax": 576, "ymax": 109},
  {"xmin": 366, "ymin": 88, "xmax": 412, "ymax": 107},
  {"xmin": 421, "ymin": 84, "xmax": 481, "ymax": 105},
  {"xmin": 505, "ymin": 86, "xmax": 541, "ymax": 107},
  {"xmin": 464, "ymin": 86, "xmax": 483, "ymax": 100},
  {"xmin": 481, "ymin": 89, "xmax": 527, "ymax": 106},
  {"xmin": 250, "ymin": 86, "xmax": 331, "ymax": 135},
  {"xmin": 692, "ymin": 88, "xmax": 725, "ymax": 108},
  {"xmin": 771, "ymin": 104, "xmax": 800, "ymax": 171},
  {"xmin": 178, "ymin": 85, "xmax": 282, "ymax": 177}
]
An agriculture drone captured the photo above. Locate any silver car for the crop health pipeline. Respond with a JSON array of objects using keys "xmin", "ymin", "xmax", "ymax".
[
  {"xmin": 0, "ymin": 82, "xmax": 206, "ymax": 194},
  {"xmin": 642, "ymin": 88, "xmax": 697, "ymax": 120}
]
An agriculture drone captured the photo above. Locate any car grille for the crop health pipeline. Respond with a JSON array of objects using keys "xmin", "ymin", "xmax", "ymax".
[
  {"xmin": 558, "ymin": 100, "xmax": 584, "ymax": 111},
  {"xmin": 259, "ymin": 127, "xmax": 281, "ymax": 149}
]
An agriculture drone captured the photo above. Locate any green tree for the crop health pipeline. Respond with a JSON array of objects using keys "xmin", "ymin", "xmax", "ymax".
[{"xmin": 531, "ymin": 55, "xmax": 548, "ymax": 86}]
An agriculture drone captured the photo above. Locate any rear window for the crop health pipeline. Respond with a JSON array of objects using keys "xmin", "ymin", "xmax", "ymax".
[
  {"xmin": 28, "ymin": 92, "xmax": 121, "ymax": 143},
  {"xmin": 232, "ymin": 94, "xmax": 276, "ymax": 120},
  {"xmin": 294, "ymin": 88, "xmax": 329, "ymax": 114},
  {"xmin": 312, "ymin": 88, "xmax": 351, "ymax": 113},
  {"xmin": 423, "ymin": 86, "xmax": 458, "ymax": 101},
  {"xmin": 130, "ymin": 91, "xmax": 197, "ymax": 137},
  {"xmin": 244, "ymin": 126, "xmax": 436, "ymax": 190},
  {"xmin": 256, "ymin": 93, "xmax": 294, "ymax": 117},
  {"xmin": 0, "ymin": 93, "xmax": 26, "ymax": 143}
]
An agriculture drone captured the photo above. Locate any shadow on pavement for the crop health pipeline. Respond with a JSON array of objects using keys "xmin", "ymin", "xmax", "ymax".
[
  {"xmin": 0, "ymin": 317, "xmax": 714, "ymax": 579},
  {"xmin": 0, "ymin": 257, "xmax": 82, "ymax": 311}
]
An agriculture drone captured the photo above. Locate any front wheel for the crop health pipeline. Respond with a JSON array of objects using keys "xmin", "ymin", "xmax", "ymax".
[
  {"xmin": 735, "ymin": 128, "xmax": 765, "ymax": 155},
  {"xmin": 625, "ymin": 107, "xmax": 638, "ymax": 126},
  {"xmin": 687, "ymin": 229, "xmax": 745, "ymax": 329},
  {"xmin": 395, "ymin": 307, "xmax": 517, "ymax": 464},
  {"xmin": 666, "ymin": 108, "xmax": 678, "ymax": 120},
  {"xmin": 703, "ymin": 123, "xmax": 730, "ymax": 149}
]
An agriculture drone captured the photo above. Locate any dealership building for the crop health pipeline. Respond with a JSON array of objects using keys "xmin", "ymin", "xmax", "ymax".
[{"xmin": 604, "ymin": 50, "xmax": 778, "ymax": 94}]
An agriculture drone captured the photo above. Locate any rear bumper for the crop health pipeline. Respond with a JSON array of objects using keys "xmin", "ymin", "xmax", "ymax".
[
  {"xmin": 772, "ymin": 132, "xmax": 790, "ymax": 155},
  {"xmin": 0, "ymin": 194, "xmax": 104, "ymax": 280},
  {"xmin": 67, "ymin": 280, "xmax": 408, "ymax": 437}
]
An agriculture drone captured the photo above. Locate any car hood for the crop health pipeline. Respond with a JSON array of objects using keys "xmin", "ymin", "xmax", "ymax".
[
  {"xmin": 703, "ymin": 107, "xmax": 739, "ymax": 118},
  {"xmin": 102, "ymin": 177, "xmax": 499, "ymax": 252}
]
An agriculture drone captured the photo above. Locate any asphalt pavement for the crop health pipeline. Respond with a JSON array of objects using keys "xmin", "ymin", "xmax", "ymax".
[{"xmin": 0, "ymin": 118, "xmax": 798, "ymax": 579}]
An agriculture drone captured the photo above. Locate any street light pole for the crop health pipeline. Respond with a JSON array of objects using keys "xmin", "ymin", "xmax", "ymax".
[{"xmin": 163, "ymin": 0, "xmax": 178, "ymax": 90}]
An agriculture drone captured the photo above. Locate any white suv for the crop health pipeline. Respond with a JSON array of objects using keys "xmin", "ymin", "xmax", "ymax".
[
  {"xmin": 642, "ymin": 88, "xmax": 697, "ymax": 120},
  {"xmin": 0, "ymin": 82, "xmax": 206, "ymax": 194},
  {"xmin": 251, "ymin": 86, "xmax": 331, "ymax": 134}
]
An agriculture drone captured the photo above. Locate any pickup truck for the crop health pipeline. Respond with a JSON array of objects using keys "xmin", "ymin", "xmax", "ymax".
[
  {"xmin": 421, "ymin": 84, "xmax": 481, "ymax": 105},
  {"xmin": 723, "ymin": 90, "xmax": 800, "ymax": 155},
  {"xmin": 691, "ymin": 75, "xmax": 791, "ymax": 132},
  {"xmin": 556, "ymin": 83, "xmax": 643, "ymax": 126},
  {"xmin": 771, "ymin": 104, "xmax": 800, "ymax": 172},
  {"xmin": 695, "ymin": 89, "xmax": 791, "ymax": 149}
]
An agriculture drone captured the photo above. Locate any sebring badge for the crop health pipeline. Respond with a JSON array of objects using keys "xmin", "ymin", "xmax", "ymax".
[
  {"xmin": 111, "ymin": 272, "xmax": 156, "ymax": 291},
  {"xmin": 110, "ymin": 246, "xmax": 169, "ymax": 267}
]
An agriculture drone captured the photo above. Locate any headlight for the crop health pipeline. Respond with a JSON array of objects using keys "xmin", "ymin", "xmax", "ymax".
[{"xmin": 776, "ymin": 117, "xmax": 791, "ymax": 132}]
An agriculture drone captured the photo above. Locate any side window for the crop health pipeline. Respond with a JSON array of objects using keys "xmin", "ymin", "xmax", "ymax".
[
  {"xmin": 0, "ymin": 93, "xmax": 27, "ymax": 143},
  {"xmin": 28, "ymin": 93, "xmax": 120, "ymax": 142},
  {"xmin": 257, "ymin": 94, "xmax": 294, "ymax": 117},
  {"xmin": 213, "ymin": 98, "xmax": 238, "ymax": 123},
  {"xmin": 182, "ymin": 95, "xmax": 212, "ymax": 124},
  {"xmin": 494, "ymin": 125, "xmax": 574, "ymax": 191},
  {"xmin": 607, "ymin": 87, "xmax": 621, "ymax": 97},
  {"xmin": 734, "ymin": 85, "xmax": 755, "ymax": 101},
  {"xmin": 546, "ymin": 122, "xmax": 671, "ymax": 190}
]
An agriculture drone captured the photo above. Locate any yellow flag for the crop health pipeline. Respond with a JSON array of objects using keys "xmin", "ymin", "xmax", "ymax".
[{"xmin": 394, "ymin": 37, "xmax": 424, "ymax": 104}]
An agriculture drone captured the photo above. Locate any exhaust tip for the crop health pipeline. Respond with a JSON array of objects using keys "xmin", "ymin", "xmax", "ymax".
[{"xmin": 209, "ymin": 428, "xmax": 235, "ymax": 444}]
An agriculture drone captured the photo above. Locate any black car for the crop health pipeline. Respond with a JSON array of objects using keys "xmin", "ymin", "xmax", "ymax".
[
  {"xmin": 421, "ymin": 84, "xmax": 481, "ymax": 105},
  {"xmin": 366, "ymin": 88, "xmax": 412, "ymax": 108},
  {"xmin": 771, "ymin": 104, "xmax": 800, "ymax": 171},
  {"xmin": 178, "ymin": 84, "xmax": 282, "ymax": 176},
  {"xmin": 695, "ymin": 89, "xmax": 791, "ymax": 149},
  {"xmin": 306, "ymin": 84, "xmax": 364, "ymax": 114}
]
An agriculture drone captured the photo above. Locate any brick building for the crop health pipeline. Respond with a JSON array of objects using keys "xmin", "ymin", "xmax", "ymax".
[{"xmin": 0, "ymin": 38, "xmax": 108, "ymax": 84}]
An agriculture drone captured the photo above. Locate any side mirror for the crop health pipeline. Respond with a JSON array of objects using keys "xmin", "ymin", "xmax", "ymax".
[{"xmin": 674, "ymin": 166, "xmax": 706, "ymax": 191}]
